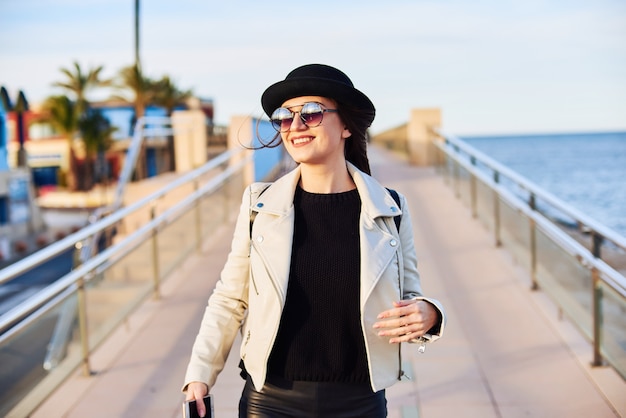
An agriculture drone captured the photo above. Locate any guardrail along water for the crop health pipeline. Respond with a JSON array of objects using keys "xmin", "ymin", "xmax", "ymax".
[{"xmin": 433, "ymin": 131, "xmax": 626, "ymax": 381}]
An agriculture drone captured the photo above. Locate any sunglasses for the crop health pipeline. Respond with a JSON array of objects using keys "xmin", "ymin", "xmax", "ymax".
[{"xmin": 270, "ymin": 102, "xmax": 338, "ymax": 132}]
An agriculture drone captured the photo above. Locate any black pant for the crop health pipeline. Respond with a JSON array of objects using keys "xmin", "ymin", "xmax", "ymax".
[{"xmin": 239, "ymin": 375, "xmax": 387, "ymax": 417}]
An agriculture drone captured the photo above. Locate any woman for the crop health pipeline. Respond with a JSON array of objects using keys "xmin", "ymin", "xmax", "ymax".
[{"xmin": 183, "ymin": 64, "xmax": 445, "ymax": 417}]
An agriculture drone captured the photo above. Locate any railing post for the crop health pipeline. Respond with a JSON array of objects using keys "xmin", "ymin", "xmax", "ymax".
[
  {"xmin": 150, "ymin": 205, "xmax": 161, "ymax": 300},
  {"xmin": 590, "ymin": 231, "xmax": 605, "ymax": 368},
  {"xmin": 493, "ymin": 171, "xmax": 501, "ymax": 247},
  {"xmin": 529, "ymin": 194, "xmax": 538, "ymax": 290},
  {"xmin": 442, "ymin": 153, "xmax": 450, "ymax": 186},
  {"xmin": 591, "ymin": 232, "xmax": 604, "ymax": 259},
  {"xmin": 591, "ymin": 267, "xmax": 603, "ymax": 366},
  {"xmin": 470, "ymin": 156, "xmax": 477, "ymax": 218},
  {"xmin": 73, "ymin": 242, "xmax": 92, "ymax": 376}
]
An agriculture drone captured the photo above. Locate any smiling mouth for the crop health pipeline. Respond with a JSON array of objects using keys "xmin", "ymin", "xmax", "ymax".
[{"xmin": 292, "ymin": 137, "xmax": 314, "ymax": 145}]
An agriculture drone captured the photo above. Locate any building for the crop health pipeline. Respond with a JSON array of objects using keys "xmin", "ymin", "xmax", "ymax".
[{"xmin": 0, "ymin": 87, "xmax": 44, "ymax": 263}]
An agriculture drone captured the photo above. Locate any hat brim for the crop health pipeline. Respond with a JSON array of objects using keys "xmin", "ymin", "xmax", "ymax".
[{"xmin": 261, "ymin": 77, "xmax": 375, "ymax": 122}]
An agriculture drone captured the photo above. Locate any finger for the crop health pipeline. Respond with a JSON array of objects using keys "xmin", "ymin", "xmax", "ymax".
[
  {"xmin": 375, "ymin": 317, "xmax": 417, "ymax": 333},
  {"xmin": 195, "ymin": 387, "xmax": 208, "ymax": 417},
  {"xmin": 380, "ymin": 300, "xmax": 419, "ymax": 319},
  {"xmin": 185, "ymin": 386, "xmax": 197, "ymax": 401},
  {"xmin": 388, "ymin": 329, "xmax": 422, "ymax": 344},
  {"xmin": 378, "ymin": 321, "xmax": 424, "ymax": 343},
  {"xmin": 196, "ymin": 395, "xmax": 206, "ymax": 418},
  {"xmin": 392, "ymin": 299, "xmax": 416, "ymax": 308},
  {"xmin": 186, "ymin": 383, "xmax": 208, "ymax": 417}
]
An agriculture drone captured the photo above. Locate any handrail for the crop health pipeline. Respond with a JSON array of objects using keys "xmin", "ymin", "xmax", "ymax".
[
  {"xmin": 0, "ymin": 151, "xmax": 249, "ymax": 337},
  {"xmin": 438, "ymin": 130, "xmax": 626, "ymax": 252},
  {"xmin": 111, "ymin": 116, "xmax": 175, "ymax": 212},
  {"xmin": 441, "ymin": 138, "xmax": 626, "ymax": 296},
  {"xmin": 0, "ymin": 147, "xmax": 243, "ymax": 287},
  {"xmin": 0, "ymin": 113, "xmax": 279, "ymax": 417},
  {"xmin": 81, "ymin": 116, "xmax": 187, "ymax": 267},
  {"xmin": 432, "ymin": 131, "xmax": 626, "ymax": 378}
]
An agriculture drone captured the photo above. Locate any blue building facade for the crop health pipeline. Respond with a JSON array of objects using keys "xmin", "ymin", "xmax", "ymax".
[{"xmin": 0, "ymin": 91, "xmax": 8, "ymax": 172}]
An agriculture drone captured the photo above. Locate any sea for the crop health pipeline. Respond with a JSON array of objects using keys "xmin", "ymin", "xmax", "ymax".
[{"xmin": 459, "ymin": 131, "xmax": 626, "ymax": 239}]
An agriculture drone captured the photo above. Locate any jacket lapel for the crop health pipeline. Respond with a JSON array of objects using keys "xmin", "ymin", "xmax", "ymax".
[
  {"xmin": 250, "ymin": 163, "xmax": 402, "ymax": 306},
  {"xmin": 250, "ymin": 167, "xmax": 300, "ymax": 304},
  {"xmin": 349, "ymin": 165, "xmax": 402, "ymax": 303}
]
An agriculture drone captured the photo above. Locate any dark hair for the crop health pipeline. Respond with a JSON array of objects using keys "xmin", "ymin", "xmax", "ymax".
[
  {"xmin": 253, "ymin": 101, "xmax": 374, "ymax": 175},
  {"xmin": 337, "ymin": 101, "xmax": 374, "ymax": 175}
]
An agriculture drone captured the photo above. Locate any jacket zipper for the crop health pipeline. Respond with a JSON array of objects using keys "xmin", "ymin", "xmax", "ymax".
[{"xmin": 396, "ymin": 248, "xmax": 404, "ymax": 380}]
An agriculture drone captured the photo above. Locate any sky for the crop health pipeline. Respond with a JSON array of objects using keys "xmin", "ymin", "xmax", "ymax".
[{"xmin": 1, "ymin": 0, "xmax": 625, "ymax": 136}]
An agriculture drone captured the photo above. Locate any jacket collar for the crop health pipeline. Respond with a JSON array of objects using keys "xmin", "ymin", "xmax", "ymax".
[{"xmin": 253, "ymin": 162, "xmax": 401, "ymax": 220}]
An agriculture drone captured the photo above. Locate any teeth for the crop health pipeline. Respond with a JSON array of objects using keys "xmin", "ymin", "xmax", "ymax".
[{"xmin": 293, "ymin": 137, "xmax": 313, "ymax": 145}]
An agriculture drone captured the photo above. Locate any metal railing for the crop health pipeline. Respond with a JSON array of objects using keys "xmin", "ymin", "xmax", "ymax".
[
  {"xmin": 433, "ymin": 131, "xmax": 626, "ymax": 380},
  {"xmin": 0, "ymin": 144, "xmax": 254, "ymax": 417}
]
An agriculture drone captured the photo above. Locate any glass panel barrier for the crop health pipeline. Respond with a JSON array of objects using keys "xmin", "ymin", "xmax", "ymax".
[
  {"xmin": 1, "ymin": 148, "xmax": 260, "ymax": 417},
  {"xmin": 475, "ymin": 176, "xmax": 494, "ymax": 233},
  {"xmin": 499, "ymin": 197, "xmax": 531, "ymax": 270},
  {"xmin": 87, "ymin": 238, "xmax": 155, "ymax": 350},
  {"xmin": 598, "ymin": 280, "xmax": 626, "ymax": 380},
  {"xmin": 534, "ymin": 226, "xmax": 593, "ymax": 340},
  {"xmin": 457, "ymin": 164, "xmax": 472, "ymax": 209},
  {"xmin": 0, "ymin": 294, "xmax": 77, "ymax": 416},
  {"xmin": 159, "ymin": 208, "xmax": 198, "ymax": 279},
  {"xmin": 433, "ymin": 134, "xmax": 626, "ymax": 380}
]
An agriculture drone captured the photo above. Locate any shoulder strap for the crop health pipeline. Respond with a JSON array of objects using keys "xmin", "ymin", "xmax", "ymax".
[{"xmin": 386, "ymin": 188, "xmax": 402, "ymax": 231}]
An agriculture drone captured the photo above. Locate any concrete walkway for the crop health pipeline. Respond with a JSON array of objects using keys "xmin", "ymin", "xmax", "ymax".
[{"xmin": 31, "ymin": 145, "xmax": 625, "ymax": 418}]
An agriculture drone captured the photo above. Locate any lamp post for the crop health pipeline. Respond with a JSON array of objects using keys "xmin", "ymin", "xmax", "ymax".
[{"xmin": 135, "ymin": 0, "xmax": 141, "ymax": 72}]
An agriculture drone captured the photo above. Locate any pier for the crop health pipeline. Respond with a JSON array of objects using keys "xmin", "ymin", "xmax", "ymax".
[
  {"xmin": 0, "ymin": 108, "xmax": 625, "ymax": 417},
  {"xmin": 19, "ymin": 144, "xmax": 625, "ymax": 417}
]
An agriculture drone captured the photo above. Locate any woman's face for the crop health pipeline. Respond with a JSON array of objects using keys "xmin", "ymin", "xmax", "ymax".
[{"xmin": 278, "ymin": 96, "xmax": 351, "ymax": 167}]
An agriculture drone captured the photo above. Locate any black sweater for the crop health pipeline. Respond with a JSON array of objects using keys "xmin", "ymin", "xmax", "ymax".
[{"xmin": 267, "ymin": 186, "xmax": 370, "ymax": 383}]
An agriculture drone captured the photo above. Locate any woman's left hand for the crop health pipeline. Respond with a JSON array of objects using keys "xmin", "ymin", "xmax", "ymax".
[{"xmin": 373, "ymin": 299, "xmax": 438, "ymax": 344}]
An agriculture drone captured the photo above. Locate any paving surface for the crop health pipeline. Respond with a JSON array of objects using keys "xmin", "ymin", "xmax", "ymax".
[{"xmin": 29, "ymin": 145, "xmax": 625, "ymax": 418}]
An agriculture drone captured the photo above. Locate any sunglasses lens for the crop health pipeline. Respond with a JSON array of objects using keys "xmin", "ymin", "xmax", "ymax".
[
  {"xmin": 300, "ymin": 102, "xmax": 325, "ymax": 127},
  {"xmin": 270, "ymin": 107, "xmax": 293, "ymax": 132},
  {"xmin": 270, "ymin": 103, "xmax": 329, "ymax": 132}
]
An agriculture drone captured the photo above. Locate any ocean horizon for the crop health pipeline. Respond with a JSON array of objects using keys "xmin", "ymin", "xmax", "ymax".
[{"xmin": 460, "ymin": 130, "xmax": 626, "ymax": 239}]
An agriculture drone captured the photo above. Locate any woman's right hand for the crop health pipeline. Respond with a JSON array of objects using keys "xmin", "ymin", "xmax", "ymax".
[{"xmin": 185, "ymin": 381, "xmax": 209, "ymax": 417}]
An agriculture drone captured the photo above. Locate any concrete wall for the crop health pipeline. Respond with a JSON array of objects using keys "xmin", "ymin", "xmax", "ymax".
[
  {"xmin": 407, "ymin": 108, "xmax": 442, "ymax": 166},
  {"xmin": 371, "ymin": 108, "xmax": 442, "ymax": 166},
  {"xmin": 171, "ymin": 109, "xmax": 208, "ymax": 172}
]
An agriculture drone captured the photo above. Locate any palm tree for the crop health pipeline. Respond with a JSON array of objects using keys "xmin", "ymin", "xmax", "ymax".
[
  {"xmin": 152, "ymin": 76, "xmax": 193, "ymax": 171},
  {"xmin": 41, "ymin": 95, "xmax": 79, "ymax": 189},
  {"xmin": 42, "ymin": 96, "xmax": 78, "ymax": 136},
  {"xmin": 53, "ymin": 62, "xmax": 110, "ymax": 115},
  {"xmin": 50, "ymin": 62, "xmax": 110, "ymax": 189},
  {"xmin": 112, "ymin": 64, "xmax": 155, "ymax": 121},
  {"xmin": 111, "ymin": 64, "xmax": 157, "ymax": 179},
  {"xmin": 153, "ymin": 75, "xmax": 192, "ymax": 115},
  {"xmin": 78, "ymin": 109, "xmax": 116, "ymax": 189}
]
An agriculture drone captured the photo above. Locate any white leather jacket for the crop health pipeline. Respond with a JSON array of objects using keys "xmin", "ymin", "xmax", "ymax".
[{"xmin": 183, "ymin": 163, "xmax": 445, "ymax": 393}]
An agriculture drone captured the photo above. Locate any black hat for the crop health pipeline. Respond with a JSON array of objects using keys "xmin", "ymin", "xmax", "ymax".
[{"xmin": 261, "ymin": 64, "xmax": 375, "ymax": 124}]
